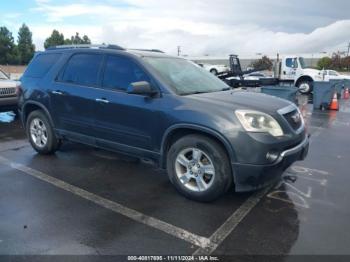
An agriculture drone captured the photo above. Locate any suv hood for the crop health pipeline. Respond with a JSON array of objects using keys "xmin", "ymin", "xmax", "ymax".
[{"xmin": 186, "ymin": 90, "xmax": 292, "ymax": 114}]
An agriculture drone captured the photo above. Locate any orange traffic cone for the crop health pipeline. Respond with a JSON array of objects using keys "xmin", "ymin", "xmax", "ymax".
[
  {"xmin": 343, "ymin": 88, "xmax": 349, "ymax": 99},
  {"xmin": 329, "ymin": 92, "xmax": 339, "ymax": 111}
]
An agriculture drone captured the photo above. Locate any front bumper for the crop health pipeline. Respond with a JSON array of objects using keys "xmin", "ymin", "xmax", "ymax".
[
  {"xmin": 0, "ymin": 96, "xmax": 18, "ymax": 112},
  {"xmin": 232, "ymin": 135, "xmax": 309, "ymax": 192}
]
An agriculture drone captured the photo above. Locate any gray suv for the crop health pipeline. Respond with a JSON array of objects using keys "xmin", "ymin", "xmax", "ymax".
[{"xmin": 19, "ymin": 45, "xmax": 309, "ymax": 202}]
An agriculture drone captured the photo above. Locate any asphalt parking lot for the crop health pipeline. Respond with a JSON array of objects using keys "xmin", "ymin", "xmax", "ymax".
[{"xmin": 1, "ymin": 95, "xmax": 350, "ymax": 260}]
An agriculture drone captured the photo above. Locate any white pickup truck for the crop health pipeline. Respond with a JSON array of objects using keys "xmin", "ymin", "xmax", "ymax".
[
  {"xmin": 275, "ymin": 56, "xmax": 324, "ymax": 94},
  {"xmin": 0, "ymin": 69, "xmax": 19, "ymax": 112}
]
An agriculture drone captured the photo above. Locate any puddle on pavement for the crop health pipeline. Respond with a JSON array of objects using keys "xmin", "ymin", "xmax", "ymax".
[{"xmin": 0, "ymin": 112, "xmax": 16, "ymax": 123}]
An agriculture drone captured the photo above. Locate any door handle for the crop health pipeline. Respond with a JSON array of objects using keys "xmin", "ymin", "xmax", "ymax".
[
  {"xmin": 52, "ymin": 90, "xmax": 63, "ymax": 95},
  {"xmin": 95, "ymin": 98, "xmax": 109, "ymax": 104}
]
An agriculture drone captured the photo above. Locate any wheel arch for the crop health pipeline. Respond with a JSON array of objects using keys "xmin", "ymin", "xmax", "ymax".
[
  {"xmin": 160, "ymin": 124, "xmax": 236, "ymax": 170},
  {"xmin": 22, "ymin": 101, "xmax": 54, "ymax": 128}
]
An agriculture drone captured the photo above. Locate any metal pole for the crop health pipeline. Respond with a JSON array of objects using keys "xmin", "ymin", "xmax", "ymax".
[{"xmin": 177, "ymin": 46, "xmax": 181, "ymax": 56}]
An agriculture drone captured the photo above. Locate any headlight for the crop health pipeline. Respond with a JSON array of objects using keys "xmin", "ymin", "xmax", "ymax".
[{"xmin": 235, "ymin": 110, "xmax": 284, "ymax": 137}]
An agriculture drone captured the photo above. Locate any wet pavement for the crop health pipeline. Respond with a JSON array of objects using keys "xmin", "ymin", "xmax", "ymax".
[{"xmin": 0, "ymin": 96, "xmax": 350, "ymax": 260}]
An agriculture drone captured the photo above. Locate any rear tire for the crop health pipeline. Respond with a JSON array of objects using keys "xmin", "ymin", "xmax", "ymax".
[
  {"xmin": 167, "ymin": 134, "xmax": 232, "ymax": 202},
  {"xmin": 26, "ymin": 110, "xmax": 60, "ymax": 154}
]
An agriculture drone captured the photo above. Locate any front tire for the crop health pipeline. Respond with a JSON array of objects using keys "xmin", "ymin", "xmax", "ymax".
[
  {"xmin": 167, "ymin": 134, "xmax": 232, "ymax": 202},
  {"xmin": 26, "ymin": 110, "xmax": 60, "ymax": 154},
  {"xmin": 297, "ymin": 80, "xmax": 313, "ymax": 94}
]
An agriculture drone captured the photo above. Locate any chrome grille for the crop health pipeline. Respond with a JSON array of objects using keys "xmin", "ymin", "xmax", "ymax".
[{"xmin": 0, "ymin": 87, "xmax": 16, "ymax": 97}]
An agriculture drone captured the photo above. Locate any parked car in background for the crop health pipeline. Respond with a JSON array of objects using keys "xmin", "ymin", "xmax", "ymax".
[
  {"xmin": 0, "ymin": 69, "xmax": 19, "ymax": 113},
  {"xmin": 19, "ymin": 45, "xmax": 309, "ymax": 202},
  {"xmin": 323, "ymin": 70, "xmax": 350, "ymax": 81},
  {"xmin": 198, "ymin": 63, "xmax": 229, "ymax": 75}
]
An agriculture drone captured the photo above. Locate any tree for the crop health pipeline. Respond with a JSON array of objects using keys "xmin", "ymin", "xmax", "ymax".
[
  {"xmin": 17, "ymin": 23, "xmax": 35, "ymax": 64},
  {"xmin": 64, "ymin": 32, "xmax": 91, "ymax": 45},
  {"xmin": 82, "ymin": 35, "xmax": 91, "ymax": 44},
  {"xmin": 317, "ymin": 57, "xmax": 332, "ymax": 70},
  {"xmin": 45, "ymin": 31, "xmax": 91, "ymax": 48},
  {"xmin": 250, "ymin": 56, "xmax": 273, "ymax": 70},
  {"xmin": 343, "ymin": 56, "xmax": 350, "ymax": 71},
  {"xmin": 44, "ymin": 29, "xmax": 65, "ymax": 49},
  {"xmin": 330, "ymin": 53, "xmax": 343, "ymax": 71},
  {"xmin": 9, "ymin": 45, "xmax": 20, "ymax": 65},
  {"xmin": 0, "ymin": 26, "xmax": 16, "ymax": 64},
  {"xmin": 316, "ymin": 54, "xmax": 350, "ymax": 71}
]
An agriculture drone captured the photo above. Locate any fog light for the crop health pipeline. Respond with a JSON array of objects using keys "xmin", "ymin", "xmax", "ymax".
[{"xmin": 266, "ymin": 151, "xmax": 279, "ymax": 162}]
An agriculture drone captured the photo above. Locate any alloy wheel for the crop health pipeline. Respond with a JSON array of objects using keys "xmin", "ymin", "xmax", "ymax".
[
  {"xmin": 175, "ymin": 148, "xmax": 215, "ymax": 192},
  {"xmin": 30, "ymin": 118, "xmax": 48, "ymax": 148}
]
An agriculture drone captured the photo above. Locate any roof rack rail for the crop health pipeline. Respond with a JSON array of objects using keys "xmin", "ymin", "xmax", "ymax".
[
  {"xmin": 46, "ymin": 44, "xmax": 125, "ymax": 51},
  {"xmin": 129, "ymin": 49, "xmax": 164, "ymax": 53}
]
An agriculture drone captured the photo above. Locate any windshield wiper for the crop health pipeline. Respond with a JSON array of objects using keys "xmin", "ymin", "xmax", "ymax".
[
  {"xmin": 182, "ymin": 87, "xmax": 231, "ymax": 95},
  {"xmin": 182, "ymin": 91, "xmax": 209, "ymax": 95},
  {"xmin": 209, "ymin": 87, "xmax": 231, "ymax": 93}
]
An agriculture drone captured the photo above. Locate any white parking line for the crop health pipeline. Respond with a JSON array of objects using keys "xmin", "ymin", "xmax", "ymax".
[
  {"xmin": 0, "ymin": 156, "xmax": 211, "ymax": 249},
  {"xmin": 193, "ymin": 186, "xmax": 271, "ymax": 255},
  {"xmin": 0, "ymin": 155, "xmax": 271, "ymax": 253}
]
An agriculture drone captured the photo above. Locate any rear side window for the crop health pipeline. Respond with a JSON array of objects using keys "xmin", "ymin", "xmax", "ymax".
[
  {"xmin": 60, "ymin": 53, "xmax": 103, "ymax": 86},
  {"xmin": 102, "ymin": 55, "xmax": 150, "ymax": 91},
  {"xmin": 25, "ymin": 53, "xmax": 61, "ymax": 78}
]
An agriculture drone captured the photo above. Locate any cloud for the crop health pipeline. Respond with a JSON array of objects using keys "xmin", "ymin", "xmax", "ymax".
[
  {"xmin": 30, "ymin": 25, "xmax": 102, "ymax": 48},
  {"xmin": 30, "ymin": 0, "xmax": 350, "ymax": 56},
  {"xmin": 2, "ymin": 13, "xmax": 23, "ymax": 30}
]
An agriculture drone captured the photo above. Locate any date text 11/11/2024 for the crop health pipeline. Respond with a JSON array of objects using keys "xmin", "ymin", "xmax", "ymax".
[{"xmin": 127, "ymin": 255, "xmax": 220, "ymax": 261}]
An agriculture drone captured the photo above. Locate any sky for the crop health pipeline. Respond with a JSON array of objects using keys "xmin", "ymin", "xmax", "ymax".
[{"xmin": 1, "ymin": 0, "xmax": 350, "ymax": 57}]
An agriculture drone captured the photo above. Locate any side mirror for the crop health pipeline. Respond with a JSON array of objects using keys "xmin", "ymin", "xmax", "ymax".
[{"xmin": 127, "ymin": 81, "xmax": 157, "ymax": 96}]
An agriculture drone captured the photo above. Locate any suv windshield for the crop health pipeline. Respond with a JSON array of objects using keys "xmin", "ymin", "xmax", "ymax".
[{"xmin": 143, "ymin": 57, "xmax": 230, "ymax": 95}]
